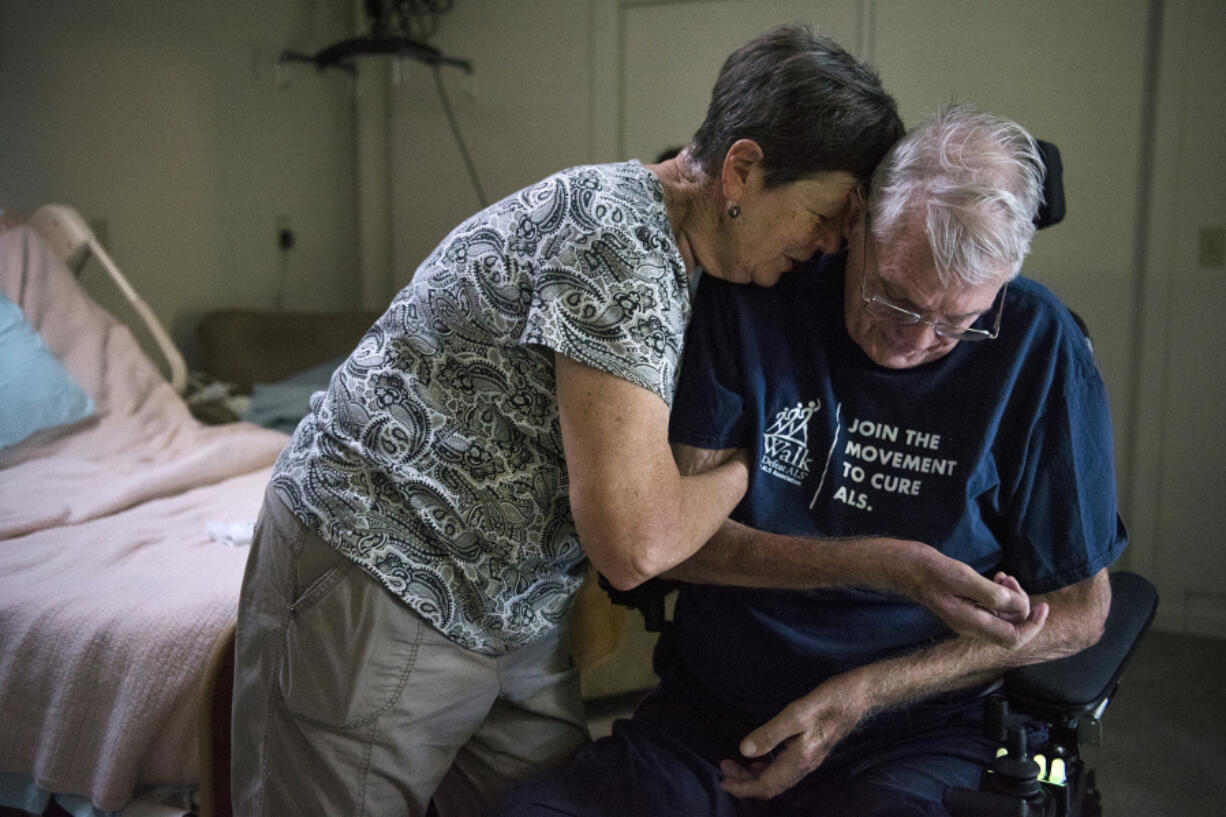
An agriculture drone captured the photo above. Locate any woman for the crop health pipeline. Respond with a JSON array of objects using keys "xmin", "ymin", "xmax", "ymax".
[{"xmin": 231, "ymin": 24, "xmax": 903, "ymax": 817}]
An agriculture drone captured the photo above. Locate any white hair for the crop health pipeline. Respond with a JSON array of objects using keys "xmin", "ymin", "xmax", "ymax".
[{"xmin": 868, "ymin": 103, "xmax": 1045, "ymax": 286}]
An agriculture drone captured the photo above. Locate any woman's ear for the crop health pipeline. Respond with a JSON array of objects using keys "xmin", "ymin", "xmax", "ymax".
[{"xmin": 720, "ymin": 139, "xmax": 765, "ymax": 204}]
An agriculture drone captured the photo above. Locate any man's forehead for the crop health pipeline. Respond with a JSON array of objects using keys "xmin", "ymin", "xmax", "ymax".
[
  {"xmin": 875, "ymin": 247, "xmax": 1005, "ymax": 315},
  {"xmin": 874, "ymin": 209, "xmax": 1012, "ymax": 298}
]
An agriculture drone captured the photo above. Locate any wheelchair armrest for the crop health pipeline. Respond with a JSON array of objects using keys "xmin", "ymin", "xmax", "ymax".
[
  {"xmin": 1004, "ymin": 571, "xmax": 1158, "ymax": 715},
  {"xmin": 596, "ymin": 573, "xmax": 678, "ymax": 632}
]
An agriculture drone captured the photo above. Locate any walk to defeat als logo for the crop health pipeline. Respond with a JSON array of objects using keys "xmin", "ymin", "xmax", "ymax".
[
  {"xmin": 760, "ymin": 400, "xmax": 960, "ymax": 514},
  {"xmin": 761, "ymin": 400, "xmax": 820, "ymax": 485}
]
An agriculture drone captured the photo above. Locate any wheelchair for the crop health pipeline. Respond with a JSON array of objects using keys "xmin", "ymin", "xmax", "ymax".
[
  {"xmin": 943, "ymin": 570, "xmax": 1158, "ymax": 817},
  {"xmin": 600, "ymin": 569, "xmax": 1158, "ymax": 817}
]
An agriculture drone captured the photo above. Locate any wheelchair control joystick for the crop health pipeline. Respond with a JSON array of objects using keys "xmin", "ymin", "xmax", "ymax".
[
  {"xmin": 944, "ymin": 696, "xmax": 1056, "ymax": 817},
  {"xmin": 991, "ymin": 725, "xmax": 1051, "ymax": 806}
]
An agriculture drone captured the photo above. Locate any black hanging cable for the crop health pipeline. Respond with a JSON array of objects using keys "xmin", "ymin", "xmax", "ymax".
[
  {"xmin": 283, "ymin": 0, "xmax": 484, "ymax": 206},
  {"xmin": 431, "ymin": 63, "xmax": 488, "ymax": 208},
  {"xmin": 286, "ymin": 0, "xmax": 467, "ymax": 74}
]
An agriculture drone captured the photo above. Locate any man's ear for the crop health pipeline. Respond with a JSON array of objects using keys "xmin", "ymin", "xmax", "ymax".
[{"xmin": 720, "ymin": 139, "xmax": 765, "ymax": 203}]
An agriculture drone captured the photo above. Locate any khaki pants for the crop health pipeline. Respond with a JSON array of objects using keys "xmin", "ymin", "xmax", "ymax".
[{"xmin": 231, "ymin": 486, "xmax": 590, "ymax": 817}]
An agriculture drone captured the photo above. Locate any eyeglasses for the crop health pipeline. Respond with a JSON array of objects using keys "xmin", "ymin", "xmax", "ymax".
[{"xmin": 859, "ymin": 226, "xmax": 1006, "ymax": 342}]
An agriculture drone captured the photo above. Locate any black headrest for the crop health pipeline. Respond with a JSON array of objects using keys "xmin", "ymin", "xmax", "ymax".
[{"xmin": 1035, "ymin": 139, "xmax": 1066, "ymax": 229}]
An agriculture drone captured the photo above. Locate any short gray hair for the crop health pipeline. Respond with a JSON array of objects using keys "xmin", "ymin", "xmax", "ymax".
[
  {"xmin": 688, "ymin": 25, "xmax": 903, "ymax": 189},
  {"xmin": 868, "ymin": 103, "xmax": 1045, "ymax": 285}
]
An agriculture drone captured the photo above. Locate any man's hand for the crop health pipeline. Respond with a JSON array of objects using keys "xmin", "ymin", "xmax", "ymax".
[
  {"xmin": 894, "ymin": 543, "xmax": 1050, "ymax": 648},
  {"xmin": 719, "ymin": 591, "xmax": 1049, "ymax": 800},
  {"xmin": 719, "ymin": 672, "xmax": 865, "ymax": 800},
  {"xmin": 717, "ymin": 568, "xmax": 1087, "ymax": 802}
]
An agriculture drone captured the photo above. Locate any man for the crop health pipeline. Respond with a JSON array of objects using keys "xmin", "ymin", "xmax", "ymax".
[{"xmin": 495, "ymin": 104, "xmax": 1126, "ymax": 816}]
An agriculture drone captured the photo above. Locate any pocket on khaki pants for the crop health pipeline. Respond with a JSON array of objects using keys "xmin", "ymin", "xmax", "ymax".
[{"xmin": 278, "ymin": 536, "xmax": 424, "ymax": 728}]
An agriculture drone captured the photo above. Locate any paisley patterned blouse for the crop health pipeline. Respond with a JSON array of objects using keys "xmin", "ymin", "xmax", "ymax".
[{"xmin": 271, "ymin": 161, "xmax": 691, "ymax": 654}]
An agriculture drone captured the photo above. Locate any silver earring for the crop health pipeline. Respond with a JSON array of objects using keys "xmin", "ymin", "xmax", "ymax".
[{"xmin": 727, "ymin": 204, "xmax": 741, "ymax": 219}]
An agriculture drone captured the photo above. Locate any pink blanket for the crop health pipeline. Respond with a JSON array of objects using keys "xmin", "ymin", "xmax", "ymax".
[{"xmin": 0, "ymin": 225, "xmax": 288, "ymax": 810}]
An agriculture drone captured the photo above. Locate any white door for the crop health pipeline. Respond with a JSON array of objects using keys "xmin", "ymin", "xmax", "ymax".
[{"xmin": 1132, "ymin": 0, "xmax": 1226, "ymax": 637}]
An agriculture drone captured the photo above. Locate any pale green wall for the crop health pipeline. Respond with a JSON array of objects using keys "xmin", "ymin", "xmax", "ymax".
[
  {"xmin": 374, "ymin": 0, "xmax": 598, "ymax": 299},
  {"xmin": 1131, "ymin": 0, "xmax": 1226, "ymax": 634},
  {"xmin": 0, "ymin": 0, "xmax": 359, "ymax": 364}
]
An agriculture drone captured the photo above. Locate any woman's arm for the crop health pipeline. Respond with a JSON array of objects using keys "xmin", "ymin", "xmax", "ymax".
[
  {"xmin": 663, "ymin": 443, "xmax": 1035, "ymax": 647},
  {"xmin": 555, "ymin": 354, "xmax": 749, "ymax": 590}
]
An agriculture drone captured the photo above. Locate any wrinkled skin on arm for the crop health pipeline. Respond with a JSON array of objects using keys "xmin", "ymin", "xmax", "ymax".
[
  {"xmin": 555, "ymin": 355, "xmax": 750, "ymax": 591},
  {"xmin": 719, "ymin": 569, "xmax": 1107, "ymax": 800},
  {"xmin": 664, "ymin": 443, "xmax": 1038, "ymax": 647}
]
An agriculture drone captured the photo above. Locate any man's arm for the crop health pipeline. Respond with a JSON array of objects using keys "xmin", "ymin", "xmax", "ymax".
[
  {"xmin": 719, "ymin": 568, "xmax": 1109, "ymax": 800},
  {"xmin": 664, "ymin": 443, "xmax": 1034, "ymax": 645},
  {"xmin": 555, "ymin": 354, "xmax": 749, "ymax": 591}
]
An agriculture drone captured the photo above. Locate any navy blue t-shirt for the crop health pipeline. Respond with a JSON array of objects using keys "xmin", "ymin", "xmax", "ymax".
[{"xmin": 666, "ymin": 251, "xmax": 1127, "ymax": 724}]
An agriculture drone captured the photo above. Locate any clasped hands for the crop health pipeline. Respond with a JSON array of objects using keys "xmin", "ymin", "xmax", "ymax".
[{"xmin": 719, "ymin": 547, "xmax": 1049, "ymax": 801}]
